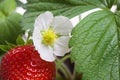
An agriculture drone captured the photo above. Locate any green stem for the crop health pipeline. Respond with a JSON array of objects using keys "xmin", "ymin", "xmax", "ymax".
[
  {"xmin": 61, "ymin": 63, "xmax": 72, "ymax": 80},
  {"xmin": 60, "ymin": 54, "xmax": 70, "ymax": 62},
  {"xmin": 56, "ymin": 54, "xmax": 70, "ymax": 69},
  {"xmin": 71, "ymin": 65, "xmax": 76, "ymax": 80},
  {"xmin": 55, "ymin": 54, "xmax": 72, "ymax": 80}
]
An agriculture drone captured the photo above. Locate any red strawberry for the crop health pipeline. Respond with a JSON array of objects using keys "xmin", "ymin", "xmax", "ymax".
[{"xmin": 0, "ymin": 45, "xmax": 56, "ymax": 80}]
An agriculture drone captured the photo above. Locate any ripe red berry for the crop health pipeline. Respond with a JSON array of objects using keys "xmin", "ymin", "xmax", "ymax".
[{"xmin": 0, "ymin": 45, "xmax": 56, "ymax": 80}]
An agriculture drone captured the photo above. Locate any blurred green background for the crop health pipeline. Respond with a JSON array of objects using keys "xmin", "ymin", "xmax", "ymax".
[{"xmin": 0, "ymin": 0, "xmax": 24, "ymax": 60}]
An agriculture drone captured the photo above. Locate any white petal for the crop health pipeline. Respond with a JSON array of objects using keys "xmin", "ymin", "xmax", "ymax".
[
  {"xmin": 33, "ymin": 27, "xmax": 42, "ymax": 56},
  {"xmin": 54, "ymin": 36, "xmax": 70, "ymax": 56},
  {"xmin": 33, "ymin": 27, "xmax": 55, "ymax": 62},
  {"xmin": 34, "ymin": 11, "xmax": 53, "ymax": 31},
  {"xmin": 33, "ymin": 27, "xmax": 42, "ymax": 45},
  {"xmin": 52, "ymin": 16, "xmax": 73, "ymax": 35},
  {"xmin": 37, "ymin": 45, "xmax": 55, "ymax": 62}
]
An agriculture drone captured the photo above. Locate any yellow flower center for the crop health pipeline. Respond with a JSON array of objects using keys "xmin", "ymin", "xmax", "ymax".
[{"xmin": 41, "ymin": 29, "xmax": 57, "ymax": 46}]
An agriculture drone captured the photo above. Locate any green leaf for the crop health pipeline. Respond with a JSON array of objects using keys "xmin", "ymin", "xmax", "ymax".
[
  {"xmin": 22, "ymin": 0, "xmax": 107, "ymax": 31},
  {"xmin": 70, "ymin": 10, "xmax": 119, "ymax": 80},
  {"xmin": 106, "ymin": 0, "xmax": 115, "ymax": 8},
  {"xmin": 16, "ymin": 0, "xmax": 24, "ymax": 6},
  {"xmin": 115, "ymin": 11, "xmax": 120, "ymax": 27},
  {"xmin": 117, "ymin": 0, "xmax": 120, "ymax": 10},
  {"xmin": 99, "ymin": 0, "xmax": 115, "ymax": 8},
  {"xmin": 0, "ymin": 0, "xmax": 16, "ymax": 15},
  {"xmin": 16, "ymin": 35, "xmax": 25, "ymax": 45},
  {"xmin": 115, "ymin": 14, "xmax": 120, "ymax": 80},
  {"xmin": 0, "ymin": 12, "xmax": 22, "ymax": 44}
]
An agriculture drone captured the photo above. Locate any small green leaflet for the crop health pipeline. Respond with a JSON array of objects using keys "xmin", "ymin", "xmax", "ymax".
[
  {"xmin": 16, "ymin": 35, "xmax": 33, "ymax": 45},
  {"xmin": 0, "ymin": 41, "xmax": 16, "ymax": 53},
  {"xmin": 16, "ymin": 35, "xmax": 25, "ymax": 46},
  {"xmin": 0, "ymin": 45, "xmax": 11, "ymax": 52},
  {"xmin": 0, "ymin": 35, "xmax": 33, "ymax": 53},
  {"xmin": 69, "ymin": 10, "xmax": 119, "ymax": 80}
]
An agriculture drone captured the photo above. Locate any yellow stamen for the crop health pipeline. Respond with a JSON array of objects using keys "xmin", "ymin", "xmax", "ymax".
[{"xmin": 42, "ymin": 29, "xmax": 57, "ymax": 46}]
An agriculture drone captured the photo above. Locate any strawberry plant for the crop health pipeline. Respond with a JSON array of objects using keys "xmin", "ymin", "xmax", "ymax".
[{"xmin": 1, "ymin": 0, "xmax": 120, "ymax": 80}]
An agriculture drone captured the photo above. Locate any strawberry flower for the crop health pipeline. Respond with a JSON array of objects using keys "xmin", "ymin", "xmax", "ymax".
[{"xmin": 33, "ymin": 11, "xmax": 73, "ymax": 62}]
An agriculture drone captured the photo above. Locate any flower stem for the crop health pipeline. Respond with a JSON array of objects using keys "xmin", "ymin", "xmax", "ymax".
[
  {"xmin": 56, "ymin": 54, "xmax": 70, "ymax": 69},
  {"xmin": 61, "ymin": 63, "xmax": 72, "ymax": 80},
  {"xmin": 55, "ymin": 54, "xmax": 72, "ymax": 80},
  {"xmin": 60, "ymin": 54, "xmax": 70, "ymax": 62}
]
